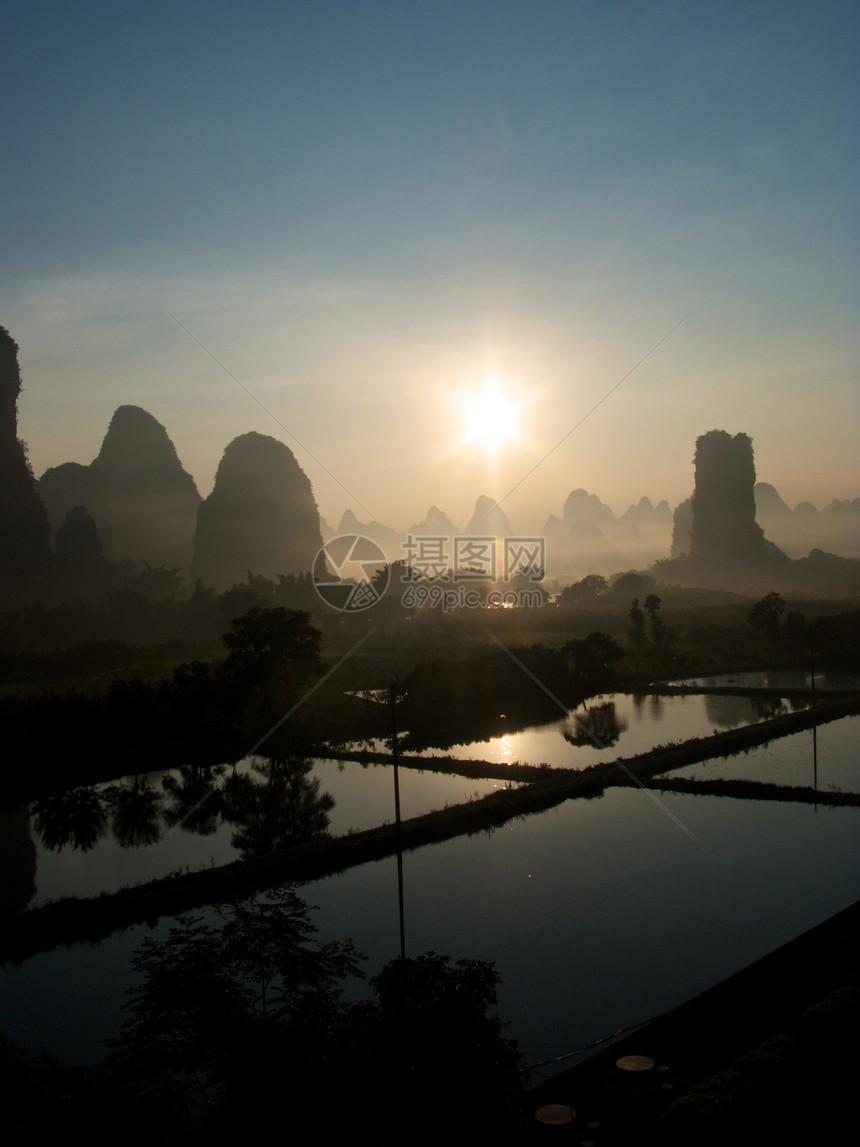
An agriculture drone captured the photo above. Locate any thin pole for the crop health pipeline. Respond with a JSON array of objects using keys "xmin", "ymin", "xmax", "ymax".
[
  {"xmin": 810, "ymin": 619, "xmax": 818, "ymax": 809},
  {"xmin": 391, "ymin": 682, "xmax": 405, "ymax": 959}
]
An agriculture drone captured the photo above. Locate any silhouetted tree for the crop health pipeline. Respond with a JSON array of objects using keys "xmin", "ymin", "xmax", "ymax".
[
  {"xmin": 221, "ymin": 606, "xmax": 323, "ymax": 726},
  {"xmin": 366, "ymin": 560, "xmax": 406, "ymax": 612},
  {"xmin": 275, "ymin": 570, "xmax": 319, "ymax": 610},
  {"xmin": 559, "ymin": 573, "xmax": 608, "ymax": 605},
  {"xmin": 222, "ymin": 607, "xmax": 321, "ymax": 678},
  {"xmin": 564, "ymin": 631, "xmax": 625, "ymax": 679},
  {"xmin": 628, "ymin": 597, "xmax": 647, "ymax": 654},
  {"xmin": 180, "ymin": 579, "xmax": 220, "ymax": 639},
  {"xmin": 613, "ymin": 570, "xmax": 657, "ymax": 600},
  {"xmin": 361, "ymin": 952, "xmax": 525, "ymax": 1133},
  {"xmin": 782, "ymin": 610, "xmax": 808, "ymax": 651},
  {"xmin": 644, "ymin": 593, "xmax": 672, "ymax": 657},
  {"xmin": 136, "ymin": 563, "xmax": 184, "ymax": 601},
  {"xmin": 218, "ymin": 581, "xmax": 266, "ymax": 629},
  {"xmin": 105, "ymin": 887, "xmax": 365, "ymax": 1135},
  {"xmin": 748, "ymin": 591, "xmax": 786, "ymax": 645},
  {"xmin": 511, "ymin": 562, "xmax": 545, "ymax": 589}
]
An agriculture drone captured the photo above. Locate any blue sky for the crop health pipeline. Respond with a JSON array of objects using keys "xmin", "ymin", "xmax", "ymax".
[{"xmin": 2, "ymin": 1, "xmax": 857, "ymax": 531}]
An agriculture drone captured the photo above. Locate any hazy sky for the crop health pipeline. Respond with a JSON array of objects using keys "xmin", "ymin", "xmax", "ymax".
[{"xmin": 3, "ymin": 1, "xmax": 857, "ymax": 533}]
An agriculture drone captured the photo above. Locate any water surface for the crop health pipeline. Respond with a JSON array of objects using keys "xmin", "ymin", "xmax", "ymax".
[
  {"xmin": 349, "ymin": 689, "xmax": 796, "ymax": 768},
  {"xmin": 2, "ymin": 715, "xmax": 856, "ymax": 1074},
  {"xmin": 21, "ymin": 756, "xmax": 514, "ymax": 907}
]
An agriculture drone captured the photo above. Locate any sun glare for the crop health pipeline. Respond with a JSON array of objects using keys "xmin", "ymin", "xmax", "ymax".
[{"xmin": 462, "ymin": 380, "xmax": 520, "ymax": 450}]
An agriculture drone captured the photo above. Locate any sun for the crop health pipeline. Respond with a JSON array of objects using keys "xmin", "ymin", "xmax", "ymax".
[{"xmin": 462, "ymin": 380, "xmax": 520, "ymax": 450}]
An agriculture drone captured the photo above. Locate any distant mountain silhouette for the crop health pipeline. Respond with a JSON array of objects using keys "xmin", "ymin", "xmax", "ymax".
[
  {"xmin": 92, "ymin": 406, "xmax": 201, "ymax": 571},
  {"xmin": 324, "ymin": 493, "xmax": 674, "ymax": 579},
  {"xmin": 465, "ymin": 495, "xmax": 511, "ymax": 538},
  {"xmin": 321, "ymin": 475, "xmax": 856, "ymax": 586},
  {"xmin": 618, "ymin": 495, "xmax": 673, "ymax": 531},
  {"xmin": 40, "ymin": 405, "xmax": 200, "ymax": 573},
  {"xmin": 543, "ymin": 517, "xmax": 624, "ymax": 578},
  {"xmin": 53, "ymin": 505, "xmax": 111, "ymax": 598},
  {"xmin": 324, "ymin": 505, "xmax": 460, "ymax": 569},
  {"xmin": 562, "ymin": 488, "xmax": 617, "ymax": 530},
  {"xmin": 540, "ymin": 489, "xmax": 671, "ymax": 578},
  {"xmin": 407, "ymin": 505, "xmax": 459, "ymax": 538},
  {"xmin": 755, "ymin": 482, "xmax": 860, "ymax": 560},
  {"xmin": 335, "ymin": 509, "xmax": 402, "ymax": 561},
  {"xmin": 754, "ymin": 482, "xmax": 792, "ymax": 521},
  {"xmin": 0, "ymin": 326, "xmax": 52, "ymax": 605},
  {"xmin": 40, "ymin": 461, "xmax": 111, "ymax": 547},
  {"xmin": 192, "ymin": 432, "xmax": 324, "ymax": 589},
  {"xmin": 615, "ymin": 497, "xmax": 673, "ymax": 559},
  {"xmin": 56, "ymin": 505, "xmax": 103, "ymax": 564},
  {"xmin": 788, "ymin": 547, "xmax": 860, "ymax": 594}
]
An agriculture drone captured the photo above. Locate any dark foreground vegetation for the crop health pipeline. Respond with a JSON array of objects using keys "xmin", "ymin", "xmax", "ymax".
[
  {"xmin": 659, "ymin": 982, "xmax": 859, "ymax": 1145},
  {"xmin": 0, "ymin": 888, "xmax": 525, "ymax": 1143}
]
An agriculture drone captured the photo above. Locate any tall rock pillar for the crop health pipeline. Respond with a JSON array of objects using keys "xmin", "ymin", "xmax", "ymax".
[
  {"xmin": 0, "ymin": 327, "xmax": 52, "ymax": 605},
  {"xmin": 689, "ymin": 431, "xmax": 768, "ymax": 564}
]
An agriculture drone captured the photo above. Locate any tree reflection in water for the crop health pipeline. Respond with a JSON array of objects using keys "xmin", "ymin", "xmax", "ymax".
[
  {"xmin": 32, "ymin": 786, "xmax": 108, "ymax": 852},
  {"xmin": 563, "ymin": 700, "xmax": 627, "ymax": 749},
  {"xmin": 104, "ymin": 778, "xmax": 163, "ymax": 848},
  {"xmin": 161, "ymin": 763, "xmax": 228, "ymax": 836},
  {"xmin": 29, "ymin": 755, "xmax": 334, "ymax": 859},
  {"xmin": 222, "ymin": 755, "xmax": 334, "ymax": 859}
]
